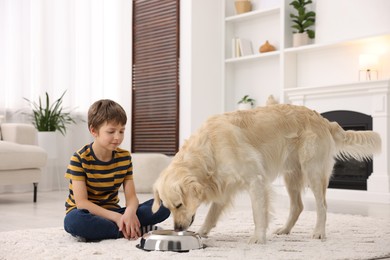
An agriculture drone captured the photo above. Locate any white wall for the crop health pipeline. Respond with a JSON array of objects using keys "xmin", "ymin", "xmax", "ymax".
[
  {"xmin": 179, "ymin": 0, "xmax": 224, "ymax": 144},
  {"xmin": 315, "ymin": 0, "xmax": 390, "ymax": 43}
]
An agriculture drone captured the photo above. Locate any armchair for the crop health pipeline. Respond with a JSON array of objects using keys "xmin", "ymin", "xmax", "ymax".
[{"xmin": 0, "ymin": 123, "xmax": 47, "ymax": 202}]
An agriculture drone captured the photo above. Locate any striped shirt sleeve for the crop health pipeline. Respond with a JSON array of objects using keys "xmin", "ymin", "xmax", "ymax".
[{"xmin": 65, "ymin": 152, "xmax": 86, "ymax": 181}]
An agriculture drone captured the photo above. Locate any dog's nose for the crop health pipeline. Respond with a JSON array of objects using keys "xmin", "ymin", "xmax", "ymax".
[
  {"xmin": 174, "ymin": 215, "xmax": 196, "ymax": 231},
  {"xmin": 174, "ymin": 224, "xmax": 185, "ymax": 231}
]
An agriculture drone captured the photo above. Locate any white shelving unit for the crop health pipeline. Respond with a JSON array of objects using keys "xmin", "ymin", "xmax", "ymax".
[
  {"xmin": 223, "ymin": 0, "xmax": 282, "ymax": 111},
  {"xmin": 222, "ymin": 0, "xmax": 390, "ymax": 112}
]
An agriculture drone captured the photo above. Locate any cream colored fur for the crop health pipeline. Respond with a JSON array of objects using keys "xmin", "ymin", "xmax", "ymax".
[{"xmin": 152, "ymin": 102, "xmax": 381, "ymax": 244}]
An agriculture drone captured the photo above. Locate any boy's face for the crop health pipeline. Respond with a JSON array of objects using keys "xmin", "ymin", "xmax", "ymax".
[{"xmin": 91, "ymin": 121, "xmax": 125, "ymax": 151}]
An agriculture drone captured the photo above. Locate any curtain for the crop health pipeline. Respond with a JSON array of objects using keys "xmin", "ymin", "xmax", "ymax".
[
  {"xmin": 0, "ymin": 0, "xmax": 132, "ymax": 193},
  {"xmin": 0, "ymin": 0, "xmax": 131, "ymax": 120}
]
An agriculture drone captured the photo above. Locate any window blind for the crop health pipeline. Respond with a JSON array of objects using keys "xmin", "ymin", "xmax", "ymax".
[{"xmin": 132, "ymin": 0, "xmax": 179, "ymax": 156}]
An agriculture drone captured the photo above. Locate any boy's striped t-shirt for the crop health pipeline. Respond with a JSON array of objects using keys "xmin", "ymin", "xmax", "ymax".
[{"xmin": 64, "ymin": 143, "xmax": 133, "ymax": 214}]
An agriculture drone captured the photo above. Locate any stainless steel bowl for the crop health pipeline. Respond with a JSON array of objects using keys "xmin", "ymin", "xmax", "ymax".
[{"xmin": 136, "ymin": 230, "xmax": 204, "ymax": 252}]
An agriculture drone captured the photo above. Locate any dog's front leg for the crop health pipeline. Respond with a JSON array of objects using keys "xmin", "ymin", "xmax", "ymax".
[
  {"xmin": 248, "ymin": 181, "xmax": 271, "ymax": 244},
  {"xmin": 198, "ymin": 202, "xmax": 224, "ymax": 237}
]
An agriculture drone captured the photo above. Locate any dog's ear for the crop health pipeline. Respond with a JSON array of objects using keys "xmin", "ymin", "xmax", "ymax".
[
  {"xmin": 191, "ymin": 182, "xmax": 204, "ymax": 199},
  {"xmin": 185, "ymin": 176, "xmax": 204, "ymax": 200},
  {"xmin": 152, "ymin": 183, "xmax": 161, "ymax": 213}
]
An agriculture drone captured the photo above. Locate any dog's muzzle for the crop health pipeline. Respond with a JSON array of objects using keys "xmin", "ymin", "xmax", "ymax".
[{"xmin": 174, "ymin": 215, "xmax": 195, "ymax": 231}]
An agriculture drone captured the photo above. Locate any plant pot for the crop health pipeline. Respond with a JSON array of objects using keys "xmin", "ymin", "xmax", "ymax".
[
  {"xmin": 235, "ymin": 1, "xmax": 252, "ymax": 15},
  {"xmin": 238, "ymin": 103, "xmax": 253, "ymax": 110},
  {"xmin": 293, "ymin": 32, "xmax": 309, "ymax": 47},
  {"xmin": 38, "ymin": 131, "xmax": 58, "ymax": 159}
]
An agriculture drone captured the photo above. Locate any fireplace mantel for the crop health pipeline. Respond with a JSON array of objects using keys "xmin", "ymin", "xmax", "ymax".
[
  {"xmin": 283, "ymin": 79, "xmax": 390, "ymax": 203},
  {"xmin": 284, "ymin": 80, "xmax": 389, "ymax": 111}
]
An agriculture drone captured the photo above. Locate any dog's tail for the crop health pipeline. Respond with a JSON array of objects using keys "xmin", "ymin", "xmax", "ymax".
[
  {"xmin": 330, "ymin": 122, "xmax": 381, "ymax": 161},
  {"xmin": 266, "ymin": 95, "xmax": 278, "ymax": 106}
]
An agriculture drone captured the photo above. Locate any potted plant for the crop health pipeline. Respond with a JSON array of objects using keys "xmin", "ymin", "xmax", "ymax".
[
  {"xmin": 237, "ymin": 95, "xmax": 256, "ymax": 110},
  {"xmin": 24, "ymin": 91, "xmax": 77, "ymax": 158},
  {"xmin": 24, "ymin": 90, "xmax": 76, "ymax": 136},
  {"xmin": 290, "ymin": 0, "xmax": 316, "ymax": 47}
]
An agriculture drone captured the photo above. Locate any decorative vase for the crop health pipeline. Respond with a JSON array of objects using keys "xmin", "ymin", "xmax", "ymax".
[
  {"xmin": 38, "ymin": 131, "xmax": 58, "ymax": 159},
  {"xmin": 238, "ymin": 103, "xmax": 253, "ymax": 110},
  {"xmin": 293, "ymin": 32, "xmax": 309, "ymax": 47},
  {"xmin": 235, "ymin": 0, "xmax": 252, "ymax": 15},
  {"xmin": 259, "ymin": 40, "xmax": 276, "ymax": 53}
]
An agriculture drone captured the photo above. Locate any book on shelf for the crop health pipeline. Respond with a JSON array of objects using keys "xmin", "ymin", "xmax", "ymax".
[{"xmin": 232, "ymin": 37, "xmax": 253, "ymax": 58}]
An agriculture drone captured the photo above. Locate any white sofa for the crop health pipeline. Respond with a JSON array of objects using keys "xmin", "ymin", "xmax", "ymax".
[
  {"xmin": 132, "ymin": 153, "xmax": 172, "ymax": 193},
  {"xmin": 0, "ymin": 123, "xmax": 48, "ymax": 202}
]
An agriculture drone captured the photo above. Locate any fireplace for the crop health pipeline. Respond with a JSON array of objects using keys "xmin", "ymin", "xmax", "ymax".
[
  {"xmin": 284, "ymin": 80, "xmax": 390, "ymax": 202},
  {"xmin": 321, "ymin": 111, "xmax": 373, "ymax": 190}
]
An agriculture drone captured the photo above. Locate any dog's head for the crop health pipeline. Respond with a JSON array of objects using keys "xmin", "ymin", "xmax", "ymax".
[{"xmin": 152, "ymin": 164, "xmax": 204, "ymax": 231}]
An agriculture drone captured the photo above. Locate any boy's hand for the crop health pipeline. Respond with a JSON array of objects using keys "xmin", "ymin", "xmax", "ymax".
[{"xmin": 118, "ymin": 210, "xmax": 141, "ymax": 240}]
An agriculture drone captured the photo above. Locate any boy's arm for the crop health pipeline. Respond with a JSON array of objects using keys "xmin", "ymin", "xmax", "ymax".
[
  {"xmin": 123, "ymin": 179, "xmax": 139, "ymax": 214},
  {"xmin": 121, "ymin": 179, "xmax": 141, "ymax": 239},
  {"xmin": 72, "ymin": 180, "xmax": 122, "ymax": 226}
]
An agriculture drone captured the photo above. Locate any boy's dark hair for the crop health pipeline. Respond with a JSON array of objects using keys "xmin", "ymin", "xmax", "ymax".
[{"xmin": 88, "ymin": 99, "xmax": 127, "ymax": 130}]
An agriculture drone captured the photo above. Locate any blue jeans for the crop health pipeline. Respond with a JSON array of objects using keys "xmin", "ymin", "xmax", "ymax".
[{"xmin": 64, "ymin": 199, "xmax": 170, "ymax": 241}]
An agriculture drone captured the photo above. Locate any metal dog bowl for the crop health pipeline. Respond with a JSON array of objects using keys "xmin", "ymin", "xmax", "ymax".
[{"xmin": 136, "ymin": 230, "xmax": 204, "ymax": 252}]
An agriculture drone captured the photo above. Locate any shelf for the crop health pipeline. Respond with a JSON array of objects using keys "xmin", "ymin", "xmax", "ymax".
[
  {"xmin": 222, "ymin": 0, "xmax": 390, "ymax": 112},
  {"xmin": 284, "ymin": 33, "xmax": 390, "ymax": 54},
  {"xmin": 225, "ymin": 51, "xmax": 280, "ymax": 64},
  {"xmin": 225, "ymin": 7, "xmax": 280, "ymax": 23},
  {"xmin": 225, "ymin": 34, "xmax": 384, "ymax": 63}
]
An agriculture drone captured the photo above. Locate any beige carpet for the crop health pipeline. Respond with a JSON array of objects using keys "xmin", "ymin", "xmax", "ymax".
[{"xmin": 1, "ymin": 203, "xmax": 389, "ymax": 260}]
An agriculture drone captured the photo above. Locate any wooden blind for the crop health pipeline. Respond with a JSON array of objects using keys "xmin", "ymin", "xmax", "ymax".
[{"xmin": 132, "ymin": 0, "xmax": 179, "ymax": 156}]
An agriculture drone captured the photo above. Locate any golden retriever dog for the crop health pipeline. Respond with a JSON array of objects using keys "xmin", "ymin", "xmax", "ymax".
[{"xmin": 152, "ymin": 100, "xmax": 381, "ymax": 244}]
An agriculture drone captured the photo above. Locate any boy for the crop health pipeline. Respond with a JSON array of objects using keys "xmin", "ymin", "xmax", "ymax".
[{"xmin": 64, "ymin": 99, "xmax": 170, "ymax": 241}]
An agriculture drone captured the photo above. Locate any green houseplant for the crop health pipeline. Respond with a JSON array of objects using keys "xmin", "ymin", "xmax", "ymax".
[
  {"xmin": 290, "ymin": 0, "xmax": 316, "ymax": 47},
  {"xmin": 24, "ymin": 91, "xmax": 76, "ymax": 136},
  {"xmin": 238, "ymin": 95, "xmax": 256, "ymax": 110}
]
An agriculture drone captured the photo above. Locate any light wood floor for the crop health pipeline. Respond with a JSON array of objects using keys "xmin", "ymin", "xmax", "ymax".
[{"xmin": 0, "ymin": 190, "xmax": 389, "ymax": 232}]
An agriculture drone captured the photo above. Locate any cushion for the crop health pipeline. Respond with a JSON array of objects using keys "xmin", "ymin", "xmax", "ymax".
[
  {"xmin": 0, "ymin": 141, "xmax": 47, "ymax": 170},
  {"xmin": 132, "ymin": 153, "xmax": 172, "ymax": 193}
]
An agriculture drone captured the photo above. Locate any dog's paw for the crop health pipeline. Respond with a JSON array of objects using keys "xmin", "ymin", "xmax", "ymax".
[
  {"xmin": 248, "ymin": 234, "xmax": 266, "ymax": 244},
  {"xmin": 197, "ymin": 228, "xmax": 209, "ymax": 238},
  {"xmin": 312, "ymin": 230, "xmax": 326, "ymax": 241},
  {"xmin": 273, "ymin": 227, "xmax": 291, "ymax": 235}
]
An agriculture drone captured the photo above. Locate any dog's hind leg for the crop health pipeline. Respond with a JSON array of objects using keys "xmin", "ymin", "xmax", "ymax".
[
  {"xmin": 274, "ymin": 171, "xmax": 304, "ymax": 235},
  {"xmin": 198, "ymin": 202, "xmax": 225, "ymax": 237},
  {"xmin": 308, "ymin": 177, "xmax": 328, "ymax": 240},
  {"xmin": 306, "ymin": 164, "xmax": 332, "ymax": 240},
  {"xmin": 248, "ymin": 179, "xmax": 272, "ymax": 244}
]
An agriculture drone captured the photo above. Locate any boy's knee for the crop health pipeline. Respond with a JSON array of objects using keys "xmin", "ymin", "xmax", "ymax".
[
  {"xmin": 159, "ymin": 205, "xmax": 171, "ymax": 220},
  {"xmin": 64, "ymin": 209, "xmax": 90, "ymax": 228}
]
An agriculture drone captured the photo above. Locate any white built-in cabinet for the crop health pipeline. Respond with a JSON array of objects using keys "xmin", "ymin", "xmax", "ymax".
[{"xmin": 222, "ymin": 0, "xmax": 390, "ymax": 112}]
